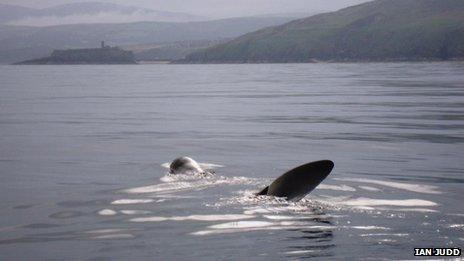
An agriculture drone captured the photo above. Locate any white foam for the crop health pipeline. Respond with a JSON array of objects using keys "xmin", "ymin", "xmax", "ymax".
[
  {"xmin": 348, "ymin": 205, "xmax": 438, "ymax": 213},
  {"xmin": 191, "ymin": 225, "xmax": 306, "ymax": 236},
  {"xmin": 380, "ymin": 207, "xmax": 438, "ymax": 213},
  {"xmin": 286, "ymin": 250, "xmax": 318, "ymax": 255},
  {"xmin": 341, "ymin": 197, "xmax": 438, "ymax": 207},
  {"xmin": 448, "ymin": 224, "xmax": 464, "ymax": 229},
  {"xmin": 124, "ymin": 176, "xmax": 254, "ymax": 194},
  {"xmin": 266, "ymin": 205, "xmax": 312, "ymax": 213},
  {"xmin": 242, "ymin": 204, "xmax": 327, "ymax": 217},
  {"xmin": 191, "ymin": 224, "xmax": 333, "ymax": 236},
  {"xmin": 208, "ymin": 221, "xmax": 274, "ymax": 230},
  {"xmin": 303, "ymin": 225, "xmax": 334, "ymax": 230},
  {"xmin": 378, "ymin": 239, "xmax": 396, "ymax": 243},
  {"xmin": 130, "ymin": 214, "xmax": 255, "ymax": 223},
  {"xmin": 243, "ymin": 207, "xmax": 272, "ymax": 215},
  {"xmin": 84, "ymin": 229, "xmax": 128, "ymax": 234},
  {"xmin": 159, "ymin": 173, "xmax": 214, "ymax": 182},
  {"xmin": 92, "ymin": 234, "xmax": 134, "ymax": 239},
  {"xmin": 334, "ymin": 178, "xmax": 441, "ymax": 194},
  {"xmin": 120, "ymin": 210, "xmax": 152, "ymax": 215},
  {"xmin": 191, "ymin": 227, "xmax": 261, "ymax": 236},
  {"xmin": 161, "ymin": 162, "xmax": 224, "ymax": 170},
  {"xmin": 131, "ymin": 216, "xmax": 167, "ymax": 222},
  {"xmin": 350, "ymin": 226, "xmax": 390, "ymax": 230},
  {"xmin": 359, "ymin": 233, "xmax": 409, "ymax": 237},
  {"xmin": 352, "ymin": 206, "xmax": 376, "ymax": 211},
  {"xmin": 124, "ymin": 182, "xmax": 195, "ymax": 194},
  {"xmin": 111, "ymin": 199, "xmax": 154, "ymax": 205},
  {"xmin": 263, "ymin": 215, "xmax": 299, "ymax": 220},
  {"xmin": 207, "ymin": 220, "xmax": 318, "ymax": 230},
  {"xmin": 85, "ymin": 228, "xmax": 135, "ymax": 239},
  {"xmin": 358, "ymin": 186, "xmax": 381, "ymax": 192},
  {"xmin": 448, "ymin": 213, "xmax": 464, "ymax": 217},
  {"xmin": 182, "ymin": 214, "xmax": 254, "ymax": 222},
  {"xmin": 317, "ymin": 184, "xmax": 356, "ymax": 192},
  {"xmin": 199, "ymin": 163, "xmax": 224, "ymax": 169},
  {"xmin": 98, "ymin": 209, "xmax": 117, "ymax": 216}
]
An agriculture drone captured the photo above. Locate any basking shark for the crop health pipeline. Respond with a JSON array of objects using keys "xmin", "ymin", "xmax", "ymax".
[
  {"xmin": 256, "ymin": 160, "xmax": 334, "ymax": 201},
  {"xmin": 168, "ymin": 157, "xmax": 334, "ymax": 201},
  {"xmin": 169, "ymin": 156, "xmax": 206, "ymax": 174}
]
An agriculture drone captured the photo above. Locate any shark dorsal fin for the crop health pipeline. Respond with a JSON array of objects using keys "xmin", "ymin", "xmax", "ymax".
[
  {"xmin": 256, "ymin": 186, "xmax": 269, "ymax": 196},
  {"xmin": 259, "ymin": 160, "xmax": 334, "ymax": 201}
]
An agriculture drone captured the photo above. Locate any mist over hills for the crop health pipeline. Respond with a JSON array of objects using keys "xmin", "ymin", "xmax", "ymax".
[
  {"xmin": 0, "ymin": 4, "xmax": 36, "ymax": 24},
  {"xmin": 0, "ymin": 2, "xmax": 203, "ymax": 26},
  {"xmin": 0, "ymin": 16, "xmax": 297, "ymax": 64},
  {"xmin": 185, "ymin": 0, "xmax": 464, "ymax": 63}
]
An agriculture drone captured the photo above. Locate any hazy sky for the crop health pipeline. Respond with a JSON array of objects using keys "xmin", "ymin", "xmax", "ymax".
[{"xmin": 1, "ymin": 0, "xmax": 372, "ymax": 18}]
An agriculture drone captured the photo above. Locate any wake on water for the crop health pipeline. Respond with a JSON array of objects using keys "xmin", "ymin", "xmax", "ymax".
[{"xmin": 91, "ymin": 161, "xmax": 456, "ymax": 241}]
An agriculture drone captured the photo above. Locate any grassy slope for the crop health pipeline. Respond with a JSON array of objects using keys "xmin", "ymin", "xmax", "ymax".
[{"xmin": 185, "ymin": 0, "xmax": 464, "ymax": 62}]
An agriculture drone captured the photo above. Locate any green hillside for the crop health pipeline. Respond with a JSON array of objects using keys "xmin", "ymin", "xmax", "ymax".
[{"xmin": 184, "ymin": 0, "xmax": 464, "ymax": 63}]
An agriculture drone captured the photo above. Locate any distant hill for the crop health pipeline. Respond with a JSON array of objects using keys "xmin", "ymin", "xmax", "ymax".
[
  {"xmin": 184, "ymin": 0, "xmax": 464, "ymax": 63},
  {"xmin": 0, "ymin": 2, "xmax": 203, "ymax": 26},
  {"xmin": 34, "ymin": 2, "xmax": 162, "ymax": 16},
  {"xmin": 0, "ymin": 16, "xmax": 296, "ymax": 64}
]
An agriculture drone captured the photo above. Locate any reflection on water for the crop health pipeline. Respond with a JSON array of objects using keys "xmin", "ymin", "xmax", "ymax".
[{"xmin": 0, "ymin": 63, "xmax": 463, "ymax": 260}]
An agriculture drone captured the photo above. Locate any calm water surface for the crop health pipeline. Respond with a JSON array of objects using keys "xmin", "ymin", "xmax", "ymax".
[{"xmin": 0, "ymin": 63, "xmax": 463, "ymax": 260}]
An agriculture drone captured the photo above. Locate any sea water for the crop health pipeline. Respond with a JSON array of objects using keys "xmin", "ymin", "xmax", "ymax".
[{"xmin": 0, "ymin": 63, "xmax": 463, "ymax": 260}]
